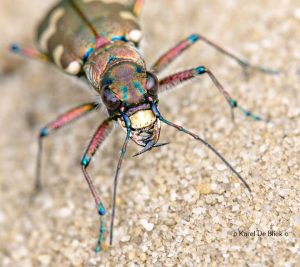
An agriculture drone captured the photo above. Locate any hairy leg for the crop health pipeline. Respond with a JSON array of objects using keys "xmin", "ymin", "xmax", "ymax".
[
  {"xmin": 151, "ymin": 33, "xmax": 279, "ymax": 75},
  {"xmin": 35, "ymin": 102, "xmax": 98, "ymax": 192},
  {"xmin": 81, "ymin": 118, "xmax": 114, "ymax": 252},
  {"xmin": 158, "ymin": 66, "xmax": 267, "ymax": 122}
]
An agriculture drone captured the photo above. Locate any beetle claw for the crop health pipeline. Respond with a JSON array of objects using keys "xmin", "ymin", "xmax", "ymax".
[
  {"xmin": 153, "ymin": 142, "xmax": 169, "ymax": 148},
  {"xmin": 133, "ymin": 141, "xmax": 169, "ymax": 157}
]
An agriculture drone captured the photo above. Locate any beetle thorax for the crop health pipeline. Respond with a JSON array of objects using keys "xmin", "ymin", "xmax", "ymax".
[{"xmin": 84, "ymin": 41, "xmax": 146, "ymax": 90}]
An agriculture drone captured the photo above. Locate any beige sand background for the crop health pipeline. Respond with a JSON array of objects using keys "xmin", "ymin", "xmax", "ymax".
[{"xmin": 0, "ymin": 0, "xmax": 299, "ymax": 266}]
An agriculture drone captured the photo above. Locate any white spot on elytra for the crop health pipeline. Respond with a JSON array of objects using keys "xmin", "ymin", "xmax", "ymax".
[
  {"xmin": 128, "ymin": 29, "xmax": 142, "ymax": 42},
  {"xmin": 53, "ymin": 45, "xmax": 64, "ymax": 68},
  {"xmin": 119, "ymin": 11, "xmax": 137, "ymax": 22},
  {"xmin": 39, "ymin": 7, "xmax": 65, "ymax": 52},
  {"xmin": 65, "ymin": 61, "xmax": 82, "ymax": 75}
]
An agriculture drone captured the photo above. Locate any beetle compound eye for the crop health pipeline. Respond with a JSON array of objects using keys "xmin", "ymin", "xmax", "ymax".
[
  {"xmin": 146, "ymin": 72, "xmax": 158, "ymax": 96},
  {"xmin": 101, "ymin": 86, "xmax": 121, "ymax": 110}
]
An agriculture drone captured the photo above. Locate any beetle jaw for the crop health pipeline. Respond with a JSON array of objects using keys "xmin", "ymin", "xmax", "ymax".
[{"xmin": 119, "ymin": 109, "xmax": 161, "ymax": 147}]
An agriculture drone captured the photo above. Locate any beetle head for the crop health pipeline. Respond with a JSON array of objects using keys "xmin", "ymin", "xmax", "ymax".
[{"xmin": 100, "ymin": 61, "xmax": 161, "ymax": 151}]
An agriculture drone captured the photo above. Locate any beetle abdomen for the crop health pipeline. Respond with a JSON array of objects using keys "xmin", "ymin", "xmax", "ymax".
[{"xmin": 37, "ymin": 0, "xmax": 142, "ymax": 75}]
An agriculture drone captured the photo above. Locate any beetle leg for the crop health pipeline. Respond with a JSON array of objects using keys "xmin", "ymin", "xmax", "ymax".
[
  {"xmin": 151, "ymin": 33, "xmax": 279, "ymax": 76},
  {"xmin": 35, "ymin": 103, "xmax": 98, "ymax": 193},
  {"xmin": 132, "ymin": 0, "xmax": 144, "ymax": 17},
  {"xmin": 158, "ymin": 66, "xmax": 268, "ymax": 122},
  {"xmin": 81, "ymin": 118, "xmax": 114, "ymax": 252},
  {"xmin": 10, "ymin": 43, "xmax": 49, "ymax": 62}
]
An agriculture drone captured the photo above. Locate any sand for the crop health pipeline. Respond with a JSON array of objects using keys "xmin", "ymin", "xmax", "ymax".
[{"xmin": 0, "ymin": 0, "xmax": 299, "ymax": 266}]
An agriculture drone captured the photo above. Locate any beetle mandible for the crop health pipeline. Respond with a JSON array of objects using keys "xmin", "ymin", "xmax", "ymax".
[{"xmin": 11, "ymin": 0, "xmax": 278, "ymax": 252}]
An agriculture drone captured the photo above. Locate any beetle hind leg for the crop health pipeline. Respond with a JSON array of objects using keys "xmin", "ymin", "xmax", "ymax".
[{"xmin": 10, "ymin": 43, "xmax": 49, "ymax": 62}]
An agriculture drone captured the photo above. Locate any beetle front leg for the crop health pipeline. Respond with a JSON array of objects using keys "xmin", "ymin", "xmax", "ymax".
[
  {"xmin": 81, "ymin": 118, "xmax": 114, "ymax": 252},
  {"xmin": 35, "ymin": 103, "xmax": 98, "ymax": 193},
  {"xmin": 151, "ymin": 33, "xmax": 279, "ymax": 75},
  {"xmin": 159, "ymin": 66, "xmax": 268, "ymax": 122}
]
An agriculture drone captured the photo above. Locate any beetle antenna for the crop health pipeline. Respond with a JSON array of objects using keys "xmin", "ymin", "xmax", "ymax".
[
  {"xmin": 110, "ymin": 113, "xmax": 131, "ymax": 245},
  {"xmin": 150, "ymin": 101, "xmax": 251, "ymax": 192}
]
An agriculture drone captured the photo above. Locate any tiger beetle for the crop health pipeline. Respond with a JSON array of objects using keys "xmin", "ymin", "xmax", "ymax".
[{"xmin": 11, "ymin": 0, "xmax": 279, "ymax": 252}]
